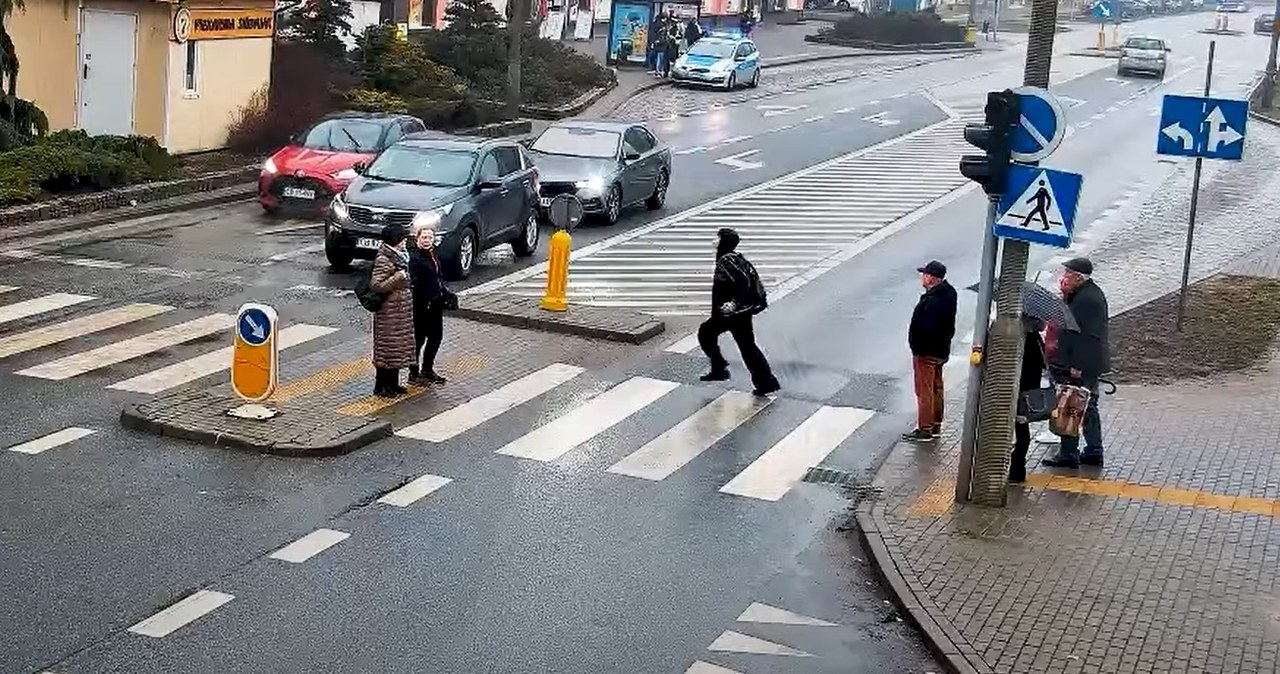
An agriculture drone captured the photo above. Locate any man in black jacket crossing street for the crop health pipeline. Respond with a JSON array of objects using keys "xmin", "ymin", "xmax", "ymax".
[
  {"xmin": 698, "ymin": 228, "xmax": 781, "ymax": 397},
  {"xmin": 904, "ymin": 260, "xmax": 958, "ymax": 441}
]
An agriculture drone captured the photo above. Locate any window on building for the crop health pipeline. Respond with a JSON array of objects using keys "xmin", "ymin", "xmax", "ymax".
[{"xmin": 183, "ymin": 40, "xmax": 199, "ymax": 96}]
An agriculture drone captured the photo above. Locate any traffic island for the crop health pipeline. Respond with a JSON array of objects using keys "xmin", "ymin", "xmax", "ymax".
[
  {"xmin": 455, "ymin": 293, "xmax": 665, "ymax": 345},
  {"xmin": 121, "ymin": 387, "xmax": 391, "ymax": 456}
]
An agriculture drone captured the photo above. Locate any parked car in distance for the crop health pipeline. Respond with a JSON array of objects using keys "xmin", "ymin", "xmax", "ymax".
[
  {"xmin": 259, "ymin": 111, "xmax": 426, "ymax": 214},
  {"xmin": 1117, "ymin": 35, "xmax": 1170, "ymax": 79},
  {"xmin": 1255, "ymin": 13, "xmax": 1276, "ymax": 33},
  {"xmin": 325, "ymin": 134, "xmax": 540, "ymax": 279},
  {"xmin": 526, "ymin": 120, "xmax": 672, "ymax": 226}
]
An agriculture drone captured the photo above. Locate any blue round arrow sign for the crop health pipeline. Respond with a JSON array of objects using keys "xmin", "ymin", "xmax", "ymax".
[
  {"xmin": 1009, "ymin": 88, "xmax": 1067, "ymax": 163},
  {"xmin": 237, "ymin": 307, "xmax": 272, "ymax": 346}
]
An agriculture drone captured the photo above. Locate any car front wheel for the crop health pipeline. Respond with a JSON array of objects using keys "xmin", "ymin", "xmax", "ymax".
[
  {"xmin": 646, "ymin": 171, "xmax": 669, "ymax": 210},
  {"xmin": 724, "ymin": 73, "xmax": 737, "ymax": 91},
  {"xmin": 602, "ymin": 185, "xmax": 622, "ymax": 225},
  {"xmin": 325, "ymin": 242, "xmax": 353, "ymax": 271},
  {"xmin": 511, "ymin": 210, "xmax": 540, "ymax": 257},
  {"xmin": 445, "ymin": 227, "xmax": 478, "ymax": 280}
]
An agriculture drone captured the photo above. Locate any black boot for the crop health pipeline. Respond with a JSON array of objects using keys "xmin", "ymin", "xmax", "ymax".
[
  {"xmin": 387, "ymin": 369, "xmax": 408, "ymax": 395},
  {"xmin": 374, "ymin": 368, "xmax": 395, "ymax": 397}
]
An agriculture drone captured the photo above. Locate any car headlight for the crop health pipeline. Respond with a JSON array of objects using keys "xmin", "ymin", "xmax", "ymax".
[
  {"xmin": 332, "ymin": 168, "xmax": 359, "ymax": 181},
  {"xmin": 575, "ymin": 177, "xmax": 605, "ymax": 194},
  {"xmin": 263, "ymin": 157, "xmax": 278, "ymax": 174},
  {"xmin": 330, "ymin": 193, "xmax": 349, "ymax": 222}
]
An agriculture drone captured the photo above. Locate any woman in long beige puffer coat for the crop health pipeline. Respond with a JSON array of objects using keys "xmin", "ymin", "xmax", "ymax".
[{"xmin": 371, "ymin": 223, "xmax": 415, "ymax": 397}]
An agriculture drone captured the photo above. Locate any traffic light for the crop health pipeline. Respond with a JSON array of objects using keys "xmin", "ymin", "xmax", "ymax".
[{"xmin": 959, "ymin": 90, "xmax": 1020, "ymax": 196}]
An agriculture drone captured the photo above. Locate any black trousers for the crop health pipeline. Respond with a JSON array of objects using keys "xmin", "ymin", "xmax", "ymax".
[
  {"xmin": 410, "ymin": 299, "xmax": 445, "ymax": 377},
  {"xmin": 698, "ymin": 313, "xmax": 777, "ymax": 388}
]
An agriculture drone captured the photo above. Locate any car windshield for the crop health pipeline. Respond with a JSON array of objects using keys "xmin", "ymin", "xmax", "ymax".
[
  {"xmin": 531, "ymin": 126, "xmax": 620, "ymax": 159},
  {"xmin": 297, "ymin": 119, "xmax": 386, "ymax": 152},
  {"xmin": 1125, "ymin": 38, "xmax": 1164, "ymax": 49},
  {"xmin": 364, "ymin": 145, "xmax": 476, "ymax": 186},
  {"xmin": 688, "ymin": 40, "xmax": 737, "ymax": 58}
]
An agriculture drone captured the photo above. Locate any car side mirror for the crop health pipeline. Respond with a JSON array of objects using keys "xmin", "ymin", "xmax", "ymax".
[
  {"xmin": 1166, "ymin": 47, "xmax": 1172, "ymax": 52},
  {"xmin": 352, "ymin": 162, "xmax": 367, "ymax": 175}
]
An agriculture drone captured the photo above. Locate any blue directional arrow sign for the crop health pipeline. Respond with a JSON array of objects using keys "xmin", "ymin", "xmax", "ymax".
[
  {"xmin": 1010, "ymin": 87, "xmax": 1067, "ymax": 163},
  {"xmin": 994, "ymin": 164, "xmax": 1084, "ymax": 249},
  {"xmin": 1092, "ymin": 0, "xmax": 1113, "ymax": 19},
  {"xmin": 237, "ymin": 307, "xmax": 272, "ymax": 347},
  {"xmin": 1156, "ymin": 94, "xmax": 1248, "ymax": 161}
]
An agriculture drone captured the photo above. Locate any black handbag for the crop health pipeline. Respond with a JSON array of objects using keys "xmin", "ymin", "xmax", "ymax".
[
  {"xmin": 1017, "ymin": 387, "xmax": 1057, "ymax": 423},
  {"xmin": 355, "ymin": 269, "xmax": 386, "ymax": 312},
  {"xmin": 440, "ymin": 288, "xmax": 458, "ymax": 311}
]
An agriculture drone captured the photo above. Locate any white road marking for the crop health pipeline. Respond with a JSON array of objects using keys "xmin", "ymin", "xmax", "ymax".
[
  {"xmin": 719, "ymin": 135, "xmax": 752, "ymax": 145},
  {"xmin": 736, "ymin": 602, "xmax": 838, "ymax": 626},
  {"xmin": 685, "ymin": 662, "xmax": 746, "ymax": 674},
  {"xmin": 378, "ymin": 473, "xmax": 453, "ymax": 507},
  {"xmin": 7, "ymin": 427, "xmax": 96, "ymax": 455},
  {"xmin": 764, "ymin": 52, "xmax": 812, "ymax": 62},
  {"xmin": 674, "ymin": 146, "xmax": 710, "ymax": 155},
  {"xmin": 268, "ymin": 528, "xmax": 350, "ymax": 563},
  {"xmin": 863, "ymin": 111, "xmax": 901, "ymax": 127},
  {"xmin": 396, "ymin": 363, "xmax": 584, "ymax": 442},
  {"xmin": 719, "ymin": 405, "xmax": 874, "ymax": 501},
  {"xmin": 707, "ymin": 630, "xmax": 813, "ymax": 657},
  {"xmin": 127, "ymin": 590, "xmax": 234, "ymax": 638},
  {"xmin": 107, "ymin": 324, "xmax": 337, "ymax": 393},
  {"xmin": 757, "ymin": 104, "xmax": 808, "ymax": 117},
  {"xmin": 801, "ymin": 115, "xmax": 825, "ymax": 123},
  {"xmin": 0, "ymin": 293, "xmax": 95, "ymax": 326},
  {"xmin": 607, "ymin": 391, "xmax": 770, "ymax": 481},
  {"xmin": 715, "ymin": 149, "xmax": 764, "ymax": 171},
  {"xmin": 0, "ymin": 303, "xmax": 173, "ymax": 360},
  {"xmin": 0, "ymin": 286, "xmax": 16, "ymax": 294},
  {"xmin": 256, "ymin": 221, "xmax": 324, "ymax": 235},
  {"xmin": 497, "ymin": 376, "xmax": 680, "ymax": 462},
  {"xmin": 0, "ymin": 249, "xmax": 131, "ymax": 269},
  {"xmin": 265, "ymin": 243, "xmax": 327, "ymax": 263},
  {"xmin": 17, "ymin": 313, "xmax": 233, "ymax": 380}
]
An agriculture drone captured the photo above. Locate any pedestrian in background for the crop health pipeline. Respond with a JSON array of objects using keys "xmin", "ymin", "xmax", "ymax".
[
  {"xmin": 698, "ymin": 228, "xmax": 780, "ymax": 397},
  {"xmin": 1010, "ymin": 316, "xmax": 1047, "ymax": 483},
  {"xmin": 662, "ymin": 25, "xmax": 681, "ymax": 77},
  {"xmin": 903, "ymin": 260, "xmax": 957, "ymax": 442},
  {"xmin": 685, "ymin": 16, "xmax": 702, "ymax": 48},
  {"xmin": 370, "ymin": 223, "xmax": 415, "ymax": 398},
  {"xmin": 1043, "ymin": 257, "xmax": 1110, "ymax": 468},
  {"xmin": 407, "ymin": 220, "xmax": 450, "ymax": 387}
]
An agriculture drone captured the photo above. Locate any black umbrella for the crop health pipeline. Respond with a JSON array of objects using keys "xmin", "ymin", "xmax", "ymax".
[{"xmin": 1021, "ymin": 281, "xmax": 1078, "ymax": 331}]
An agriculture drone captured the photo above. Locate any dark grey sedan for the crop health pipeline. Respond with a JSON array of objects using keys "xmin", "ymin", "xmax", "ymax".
[{"xmin": 526, "ymin": 120, "xmax": 672, "ymax": 225}]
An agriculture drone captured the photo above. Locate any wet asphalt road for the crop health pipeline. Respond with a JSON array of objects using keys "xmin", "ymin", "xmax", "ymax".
[{"xmin": 1, "ymin": 11, "xmax": 1270, "ymax": 674}]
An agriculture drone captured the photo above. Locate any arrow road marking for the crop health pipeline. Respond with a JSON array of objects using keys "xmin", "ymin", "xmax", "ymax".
[
  {"xmin": 756, "ymin": 104, "xmax": 807, "ymax": 118},
  {"xmin": 1058, "ymin": 95, "xmax": 1086, "ymax": 108},
  {"xmin": 1162, "ymin": 122, "xmax": 1195, "ymax": 150},
  {"xmin": 1205, "ymin": 106, "xmax": 1244, "ymax": 152},
  {"xmin": 862, "ymin": 111, "xmax": 900, "ymax": 127},
  {"xmin": 1105, "ymin": 77, "xmax": 1131, "ymax": 86},
  {"xmin": 715, "ymin": 149, "xmax": 764, "ymax": 171},
  {"xmin": 674, "ymin": 146, "xmax": 709, "ymax": 155},
  {"xmin": 1019, "ymin": 114, "xmax": 1051, "ymax": 148}
]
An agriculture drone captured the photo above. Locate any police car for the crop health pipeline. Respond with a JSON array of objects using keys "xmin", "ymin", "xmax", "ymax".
[{"xmin": 671, "ymin": 32, "xmax": 761, "ymax": 90}]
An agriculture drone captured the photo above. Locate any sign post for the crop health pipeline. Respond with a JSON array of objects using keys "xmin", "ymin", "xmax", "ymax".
[
  {"xmin": 1155, "ymin": 41, "xmax": 1248, "ymax": 330},
  {"xmin": 229, "ymin": 303, "xmax": 280, "ymax": 418}
]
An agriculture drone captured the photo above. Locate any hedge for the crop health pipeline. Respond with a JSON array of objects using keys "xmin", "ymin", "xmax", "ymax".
[{"xmin": 0, "ymin": 133, "xmax": 178, "ymax": 207}]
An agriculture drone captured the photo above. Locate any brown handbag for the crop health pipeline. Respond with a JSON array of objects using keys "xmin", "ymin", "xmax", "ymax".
[{"xmin": 1049, "ymin": 384, "xmax": 1091, "ymax": 438}]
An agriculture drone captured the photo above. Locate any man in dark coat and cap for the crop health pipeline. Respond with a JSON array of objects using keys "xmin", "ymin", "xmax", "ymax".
[
  {"xmin": 1043, "ymin": 256, "xmax": 1110, "ymax": 468},
  {"xmin": 698, "ymin": 228, "xmax": 780, "ymax": 397},
  {"xmin": 903, "ymin": 260, "xmax": 958, "ymax": 441}
]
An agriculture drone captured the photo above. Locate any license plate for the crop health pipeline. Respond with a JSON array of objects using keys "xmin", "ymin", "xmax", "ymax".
[
  {"xmin": 283, "ymin": 187, "xmax": 316, "ymax": 200},
  {"xmin": 539, "ymin": 197, "xmax": 552, "ymax": 207},
  {"xmin": 356, "ymin": 238, "xmax": 379, "ymax": 250}
]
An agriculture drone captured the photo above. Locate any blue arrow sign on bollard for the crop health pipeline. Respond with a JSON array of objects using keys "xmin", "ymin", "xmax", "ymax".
[
  {"xmin": 1009, "ymin": 87, "xmax": 1068, "ymax": 164},
  {"xmin": 1092, "ymin": 0, "xmax": 1113, "ymax": 19},
  {"xmin": 1156, "ymin": 94, "xmax": 1248, "ymax": 161},
  {"xmin": 237, "ymin": 307, "xmax": 272, "ymax": 347}
]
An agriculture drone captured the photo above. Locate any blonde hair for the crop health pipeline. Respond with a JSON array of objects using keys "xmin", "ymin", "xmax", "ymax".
[{"xmin": 412, "ymin": 220, "xmax": 438, "ymax": 237}]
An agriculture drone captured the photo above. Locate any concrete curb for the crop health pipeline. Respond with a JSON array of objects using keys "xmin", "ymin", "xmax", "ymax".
[
  {"xmin": 855, "ymin": 500, "xmax": 993, "ymax": 674},
  {"xmin": 119, "ymin": 404, "xmax": 393, "ymax": 457},
  {"xmin": 454, "ymin": 293, "xmax": 666, "ymax": 344}
]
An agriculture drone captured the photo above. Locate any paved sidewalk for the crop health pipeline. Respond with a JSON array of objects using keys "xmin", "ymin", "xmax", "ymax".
[{"xmin": 859, "ymin": 246, "xmax": 1280, "ymax": 674}]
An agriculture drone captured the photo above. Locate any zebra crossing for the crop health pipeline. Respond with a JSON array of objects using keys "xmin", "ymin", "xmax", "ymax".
[
  {"xmin": 393, "ymin": 362, "xmax": 878, "ymax": 503},
  {"xmin": 0, "ymin": 286, "xmax": 337, "ymax": 392},
  {"xmin": 469, "ymin": 117, "xmax": 974, "ymax": 316}
]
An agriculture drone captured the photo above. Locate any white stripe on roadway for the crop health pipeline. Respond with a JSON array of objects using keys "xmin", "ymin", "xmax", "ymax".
[
  {"xmin": 0, "ymin": 303, "xmax": 173, "ymax": 360},
  {"xmin": 108, "ymin": 324, "xmax": 337, "ymax": 393},
  {"xmin": 268, "ymin": 528, "xmax": 350, "ymax": 563},
  {"xmin": 0, "ymin": 293, "xmax": 95, "ymax": 326},
  {"xmin": 396, "ymin": 363, "xmax": 585, "ymax": 442},
  {"xmin": 497, "ymin": 376, "xmax": 680, "ymax": 462},
  {"xmin": 128, "ymin": 590, "xmax": 234, "ymax": 638},
  {"xmin": 719, "ymin": 406, "xmax": 873, "ymax": 501},
  {"xmin": 7, "ymin": 427, "xmax": 97, "ymax": 455},
  {"xmin": 17, "ymin": 313, "xmax": 233, "ymax": 380},
  {"xmin": 608, "ymin": 390, "xmax": 770, "ymax": 481},
  {"xmin": 378, "ymin": 474, "xmax": 453, "ymax": 507}
]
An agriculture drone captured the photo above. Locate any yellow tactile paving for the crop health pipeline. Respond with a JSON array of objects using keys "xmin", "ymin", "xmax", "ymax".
[
  {"xmin": 268, "ymin": 358, "xmax": 371, "ymax": 404},
  {"xmin": 336, "ymin": 353, "xmax": 493, "ymax": 416},
  {"xmin": 906, "ymin": 472, "xmax": 1280, "ymax": 519}
]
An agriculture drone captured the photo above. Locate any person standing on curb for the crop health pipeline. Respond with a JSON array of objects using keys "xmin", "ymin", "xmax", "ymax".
[
  {"xmin": 903, "ymin": 260, "xmax": 957, "ymax": 442},
  {"xmin": 1043, "ymin": 257, "xmax": 1110, "ymax": 468},
  {"xmin": 407, "ymin": 219, "xmax": 451, "ymax": 387},
  {"xmin": 698, "ymin": 227, "xmax": 781, "ymax": 397},
  {"xmin": 1011, "ymin": 316, "xmax": 1047, "ymax": 483},
  {"xmin": 370, "ymin": 223, "xmax": 415, "ymax": 398}
]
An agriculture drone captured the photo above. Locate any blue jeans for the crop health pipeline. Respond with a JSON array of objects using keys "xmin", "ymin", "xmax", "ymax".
[{"xmin": 1056, "ymin": 377, "xmax": 1103, "ymax": 459}]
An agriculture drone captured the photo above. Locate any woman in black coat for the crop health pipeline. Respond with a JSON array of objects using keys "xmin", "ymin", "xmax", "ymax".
[
  {"xmin": 1011, "ymin": 317, "xmax": 1046, "ymax": 483},
  {"xmin": 407, "ymin": 222, "xmax": 449, "ymax": 386}
]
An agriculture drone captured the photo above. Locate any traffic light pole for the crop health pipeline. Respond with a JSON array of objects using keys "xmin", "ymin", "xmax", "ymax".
[
  {"xmin": 955, "ymin": 197, "xmax": 1000, "ymax": 503},
  {"xmin": 968, "ymin": 0, "xmax": 1059, "ymax": 507}
]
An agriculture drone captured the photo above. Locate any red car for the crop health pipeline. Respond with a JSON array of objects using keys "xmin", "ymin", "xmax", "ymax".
[{"xmin": 258, "ymin": 111, "xmax": 427, "ymax": 214}]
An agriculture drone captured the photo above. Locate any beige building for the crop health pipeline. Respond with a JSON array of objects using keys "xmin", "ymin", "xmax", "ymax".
[{"xmin": 7, "ymin": 0, "xmax": 276, "ymax": 153}]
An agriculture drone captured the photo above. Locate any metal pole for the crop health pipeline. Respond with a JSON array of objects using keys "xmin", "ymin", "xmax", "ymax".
[
  {"xmin": 968, "ymin": 0, "xmax": 1058, "ymax": 508},
  {"xmin": 955, "ymin": 198, "xmax": 1001, "ymax": 503},
  {"xmin": 1264, "ymin": 0, "xmax": 1280, "ymax": 107},
  {"xmin": 1176, "ymin": 41, "xmax": 1215, "ymax": 331}
]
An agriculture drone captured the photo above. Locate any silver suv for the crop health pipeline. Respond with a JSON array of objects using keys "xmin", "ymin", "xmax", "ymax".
[{"xmin": 1117, "ymin": 36, "xmax": 1170, "ymax": 79}]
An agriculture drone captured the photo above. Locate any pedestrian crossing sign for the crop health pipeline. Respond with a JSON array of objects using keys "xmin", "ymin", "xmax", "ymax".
[{"xmin": 994, "ymin": 164, "xmax": 1083, "ymax": 249}]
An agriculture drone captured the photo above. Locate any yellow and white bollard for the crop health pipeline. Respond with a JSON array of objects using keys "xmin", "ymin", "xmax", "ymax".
[
  {"xmin": 1110, "ymin": 24, "xmax": 1119, "ymax": 48},
  {"xmin": 540, "ymin": 229, "xmax": 571, "ymax": 312},
  {"xmin": 1097, "ymin": 24, "xmax": 1106, "ymax": 50}
]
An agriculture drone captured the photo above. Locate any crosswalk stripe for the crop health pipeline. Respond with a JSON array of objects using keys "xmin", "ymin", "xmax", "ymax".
[
  {"xmin": 685, "ymin": 662, "xmax": 746, "ymax": 674},
  {"xmin": 16, "ymin": 313, "xmax": 233, "ymax": 380},
  {"xmin": 378, "ymin": 473, "xmax": 453, "ymax": 507},
  {"xmin": 0, "ymin": 303, "xmax": 173, "ymax": 360},
  {"xmin": 719, "ymin": 406, "xmax": 874, "ymax": 501},
  {"xmin": 127, "ymin": 590, "xmax": 234, "ymax": 638},
  {"xmin": 497, "ymin": 376, "xmax": 680, "ymax": 462},
  {"xmin": 268, "ymin": 528, "xmax": 350, "ymax": 563},
  {"xmin": 107, "ymin": 324, "xmax": 338, "ymax": 393},
  {"xmin": 396, "ymin": 363, "xmax": 585, "ymax": 442},
  {"xmin": 7, "ymin": 427, "xmax": 97, "ymax": 455},
  {"xmin": 0, "ymin": 286, "xmax": 16, "ymax": 295},
  {"xmin": 0, "ymin": 292, "xmax": 95, "ymax": 325},
  {"xmin": 607, "ymin": 390, "xmax": 771, "ymax": 481}
]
